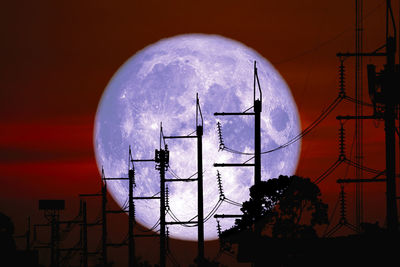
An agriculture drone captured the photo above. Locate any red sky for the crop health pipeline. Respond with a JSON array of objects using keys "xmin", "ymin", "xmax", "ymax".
[{"xmin": 1, "ymin": 0, "xmax": 399, "ymax": 266}]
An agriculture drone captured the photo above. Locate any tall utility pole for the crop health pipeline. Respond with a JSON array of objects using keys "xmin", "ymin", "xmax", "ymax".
[
  {"xmin": 254, "ymin": 62, "xmax": 262, "ymax": 185},
  {"xmin": 213, "ymin": 62, "xmax": 263, "ymax": 267},
  {"xmin": 337, "ymin": 0, "xmax": 399, "ymax": 233},
  {"xmin": 164, "ymin": 94, "xmax": 205, "ymax": 265},
  {"xmin": 79, "ymin": 175, "xmax": 108, "ymax": 266},
  {"xmin": 102, "ymin": 154, "xmax": 139, "ymax": 266},
  {"xmin": 128, "ymin": 147, "xmax": 136, "ymax": 267},
  {"xmin": 214, "ymin": 61, "xmax": 262, "ymax": 185},
  {"xmin": 163, "ymin": 94, "xmax": 204, "ymax": 266},
  {"xmin": 155, "ymin": 133, "xmax": 169, "ymax": 267},
  {"xmin": 81, "ymin": 200, "xmax": 88, "ymax": 267},
  {"xmin": 101, "ymin": 168, "xmax": 108, "ymax": 266},
  {"xmin": 383, "ymin": 35, "xmax": 398, "ymax": 233},
  {"xmin": 196, "ymin": 94, "xmax": 205, "ymax": 264},
  {"xmin": 354, "ymin": 0, "xmax": 364, "ymax": 228}
]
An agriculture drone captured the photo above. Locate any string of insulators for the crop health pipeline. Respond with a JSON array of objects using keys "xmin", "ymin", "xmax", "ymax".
[
  {"xmin": 339, "ymin": 185, "xmax": 347, "ymax": 223},
  {"xmin": 338, "ymin": 123, "xmax": 346, "ymax": 160},
  {"xmin": 216, "ymin": 219, "xmax": 222, "ymax": 238},
  {"xmin": 165, "ymin": 185, "xmax": 170, "ymax": 210},
  {"xmin": 339, "ymin": 60, "xmax": 346, "ymax": 98},
  {"xmin": 216, "ymin": 122, "xmax": 225, "ymax": 151},
  {"xmin": 216, "ymin": 170, "xmax": 225, "ymax": 200}
]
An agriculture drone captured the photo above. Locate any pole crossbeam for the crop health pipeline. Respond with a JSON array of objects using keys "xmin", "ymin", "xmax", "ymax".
[
  {"xmin": 165, "ymin": 178, "xmax": 198, "ymax": 182},
  {"xmin": 132, "ymin": 196, "xmax": 161, "ymax": 200},
  {"xmin": 164, "ymin": 135, "xmax": 197, "ymax": 139},
  {"xmin": 337, "ymin": 52, "xmax": 386, "ymax": 57},
  {"xmin": 337, "ymin": 178, "xmax": 386, "ymax": 183},
  {"xmin": 165, "ymin": 221, "xmax": 198, "ymax": 225},
  {"xmin": 103, "ymin": 178, "xmax": 129, "ymax": 180},
  {"xmin": 214, "ymin": 112, "xmax": 255, "ymax": 116},
  {"xmin": 214, "ymin": 214, "xmax": 243, "ymax": 218},
  {"xmin": 214, "ymin": 163, "xmax": 255, "ymax": 167},
  {"xmin": 336, "ymin": 115, "xmax": 379, "ymax": 120}
]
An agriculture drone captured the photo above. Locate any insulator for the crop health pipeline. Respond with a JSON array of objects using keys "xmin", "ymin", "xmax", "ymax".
[
  {"xmin": 339, "ymin": 60, "xmax": 346, "ymax": 97},
  {"xmin": 216, "ymin": 171, "xmax": 225, "ymax": 199},
  {"xmin": 338, "ymin": 124, "xmax": 346, "ymax": 159},
  {"xmin": 216, "ymin": 219, "xmax": 222, "ymax": 237},
  {"xmin": 165, "ymin": 185, "xmax": 170, "ymax": 209},
  {"xmin": 339, "ymin": 185, "xmax": 347, "ymax": 222},
  {"xmin": 216, "ymin": 122, "xmax": 225, "ymax": 151}
]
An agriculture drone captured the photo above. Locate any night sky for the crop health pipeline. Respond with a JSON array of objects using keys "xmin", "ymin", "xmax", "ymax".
[{"xmin": 1, "ymin": 0, "xmax": 398, "ymax": 266}]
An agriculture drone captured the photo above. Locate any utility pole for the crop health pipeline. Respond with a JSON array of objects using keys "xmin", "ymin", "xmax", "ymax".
[
  {"xmin": 101, "ymin": 168, "xmax": 108, "ymax": 266},
  {"xmin": 131, "ymin": 146, "xmax": 166, "ymax": 266},
  {"xmin": 163, "ymin": 94, "xmax": 205, "ymax": 265},
  {"xmin": 383, "ymin": 35, "xmax": 398, "ymax": 233},
  {"xmin": 155, "ymin": 131, "xmax": 169, "ymax": 267},
  {"xmin": 128, "ymin": 147, "xmax": 136, "ymax": 267},
  {"xmin": 213, "ymin": 61, "xmax": 263, "ymax": 267},
  {"xmin": 254, "ymin": 62, "xmax": 262, "ymax": 185},
  {"xmin": 79, "ymin": 175, "xmax": 108, "ymax": 266},
  {"xmin": 102, "ymin": 154, "xmax": 138, "ymax": 266},
  {"xmin": 354, "ymin": 0, "xmax": 364, "ymax": 229},
  {"xmin": 81, "ymin": 200, "xmax": 88, "ymax": 267},
  {"xmin": 214, "ymin": 61, "xmax": 262, "ymax": 185},
  {"xmin": 196, "ymin": 94, "xmax": 205, "ymax": 264}
]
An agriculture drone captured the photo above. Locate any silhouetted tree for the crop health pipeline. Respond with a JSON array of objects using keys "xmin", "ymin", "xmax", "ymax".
[{"xmin": 221, "ymin": 175, "xmax": 328, "ymax": 243}]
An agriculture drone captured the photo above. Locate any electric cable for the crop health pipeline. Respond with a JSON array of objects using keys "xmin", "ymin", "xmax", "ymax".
[
  {"xmin": 218, "ymin": 95, "xmax": 344, "ymax": 156},
  {"xmin": 275, "ymin": 0, "xmax": 385, "ymax": 65}
]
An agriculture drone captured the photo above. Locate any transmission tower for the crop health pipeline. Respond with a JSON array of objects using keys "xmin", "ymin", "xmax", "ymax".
[{"xmin": 336, "ymin": 0, "xmax": 399, "ymax": 233}]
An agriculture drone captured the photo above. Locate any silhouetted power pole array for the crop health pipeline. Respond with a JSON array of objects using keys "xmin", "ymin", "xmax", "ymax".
[
  {"xmin": 18, "ymin": 3, "xmax": 400, "ymax": 264},
  {"xmin": 336, "ymin": 0, "xmax": 399, "ymax": 234}
]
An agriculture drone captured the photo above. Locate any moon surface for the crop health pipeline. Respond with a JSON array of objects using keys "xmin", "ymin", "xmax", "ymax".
[{"xmin": 94, "ymin": 34, "xmax": 301, "ymax": 241}]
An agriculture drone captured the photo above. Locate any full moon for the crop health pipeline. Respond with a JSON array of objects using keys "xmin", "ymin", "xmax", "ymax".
[{"xmin": 94, "ymin": 34, "xmax": 301, "ymax": 241}]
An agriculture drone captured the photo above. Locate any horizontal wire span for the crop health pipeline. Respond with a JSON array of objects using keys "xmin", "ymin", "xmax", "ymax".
[{"xmin": 219, "ymin": 96, "xmax": 343, "ymax": 156}]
